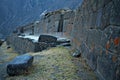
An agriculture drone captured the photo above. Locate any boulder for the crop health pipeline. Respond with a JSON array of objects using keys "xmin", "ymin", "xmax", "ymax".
[
  {"xmin": 38, "ymin": 35, "xmax": 57, "ymax": 43},
  {"xmin": 0, "ymin": 39, "xmax": 4, "ymax": 46},
  {"xmin": 7, "ymin": 54, "xmax": 34, "ymax": 76},
  {"xmin": 72, "ymin": 49, "xmax": 81, "ymax": 58}
]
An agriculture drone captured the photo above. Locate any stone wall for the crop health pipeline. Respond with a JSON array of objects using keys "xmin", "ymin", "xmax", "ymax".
[
  {"xmin": 34, "ymin": 9, "xmax": 75, "ymax": 36},
  {"xmin": 7, "ymin": 34, "xmax": 48, "ymax": 54},
  {"xmin": 72, "ymin": 0, "xmax": 120, "ymax": 80}
]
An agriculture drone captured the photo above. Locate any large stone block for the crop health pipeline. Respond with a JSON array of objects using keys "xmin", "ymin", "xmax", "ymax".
[
  {"xmin": 80, "ymin": 42, "xmax": 90, "ymax": 59},
  {"xmin": 101, "ymin": 2, "xmax": 112, "ymax": 30},
  {"xmin": 38, "ymin": 35, "xmax": 57, "ymax": 43},
  {"xmin": 86, "ymin": 29, "xmax": 107, "ymax": 49},
  {"xmin": 34, "ymin": 42, "xmax": 48, "ymax": 52},
  {"xmin": 104, "ymin": 26, "xmax": 120, "ymax": 55},
  {"xmin": 116, "ymin": 64, "xmax": 120, "ymax": 80},
  {"xmin": 7, "ymin": 54, "xmax": 34, "ymax": 76},
  {"xmin": 97, "ymin": 51, "xmax": 117, "ymax": 80},
  {"xmin": 87, "ymin": 49, "xmax": 98, "ymax": 70},
  {"xmin": 96, "ymin": 8, "xmax": 103, "ymax": 29},
  {"xmin": 110, "ymin": 0, "xmax": 120, "ymax": 26},
  {"xmin": 104, "ymin": 0, "xmax": 112, "ymax": 6}
]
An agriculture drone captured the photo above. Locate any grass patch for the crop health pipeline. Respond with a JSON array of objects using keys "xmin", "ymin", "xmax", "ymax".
[
  {"xmin": 6, "ymin": 47, "xmax": 80, "ymax": 80},
  {"xmin": 0, "ymin": 43, "xmax": 97, "ymax": 80},
  {"xmin": 0, "ymin": 42, "xmax": 18, "ymax": 63}
]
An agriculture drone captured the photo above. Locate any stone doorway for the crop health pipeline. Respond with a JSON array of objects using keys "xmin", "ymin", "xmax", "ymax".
[{"xmin": 57, "ymin": 14, "xmax": 63, "ymax": 32}]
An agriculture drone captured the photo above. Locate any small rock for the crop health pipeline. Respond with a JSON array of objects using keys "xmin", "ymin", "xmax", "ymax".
[
  {"xmin": 7, "ymin": 54, "xmax": 34, "ymax": 76},
  {"xmin": 0, "ymin": 39, "xmax": 4, "ymax": 46},
  {"xmin": 59, "ymin": 43, "xmax": 71, "ymax": 47},
  {"xmin": 72, "ymin": 49, "xmax": 81, "ymax": 58},
  {"xmin": 7, "ymin": 46, "xmax": 11, "ymax": 49}
]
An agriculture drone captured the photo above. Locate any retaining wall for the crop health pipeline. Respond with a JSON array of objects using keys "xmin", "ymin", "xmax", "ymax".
[{"xmin": 72, "ymin": 0, "xmax": 120, "ymax": 80}]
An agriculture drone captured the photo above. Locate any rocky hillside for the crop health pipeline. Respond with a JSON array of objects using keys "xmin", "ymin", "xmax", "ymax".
[{"xmin": 0, "ymin": 0, "xmax": 83, "ymax": 38}]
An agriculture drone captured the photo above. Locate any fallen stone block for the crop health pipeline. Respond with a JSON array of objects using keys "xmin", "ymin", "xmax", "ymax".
[
  {"xmin": 38, "ymin": 35, "xmax": 57, "ymax": 43},
  {"xmin": 7, "ymin": 54, "xmax": 34, "ymax": 76}
]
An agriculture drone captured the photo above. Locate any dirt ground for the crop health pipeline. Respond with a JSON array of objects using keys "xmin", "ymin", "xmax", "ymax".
[{"xmin": 0, "ymin": 42, "xmax": 98, "ymax": 80}]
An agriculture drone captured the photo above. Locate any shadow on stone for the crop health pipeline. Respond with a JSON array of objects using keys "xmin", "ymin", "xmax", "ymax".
[
  {"xmin": 0, "ymin": 39, "xmax": 4, "ymax": 46},
  {"xmin": 72, "ymin": 49, "xmax": 81, "ymax": 58},
  {"xmin": 7, "ymin": 54, "xmax": 34, "ymax": 76},
  {"xmin": 38, "ymin": 35, "xmax": 57, "ymax": 43}
]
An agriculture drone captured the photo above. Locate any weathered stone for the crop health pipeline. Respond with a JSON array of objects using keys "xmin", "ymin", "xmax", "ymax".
[
  {"xmin": 0, "ymin": 39, "xmax": 4, "ymax": 46},
  {"xmin": 116, "ymin": 64, "xmax": 120, "ymax": 80},
  {"xmin": 7, "ymin": 46, "xmax": 11, "ymax": 49},
  {"xmin": 96, "ymin": 8, "xmax": 103, "ymax": 29},
  {"xmin": 87, "ymin": 50, "xmax": 97, "ymax": 70},
  {"xmin": 34, "ymin": 42, "xmax": 48, "ymax": 52},
  {"xmin": 101, "ymin": 2, "xmax": 111, "ymax": 29},
  {"xmin": 104, "ymin": 26, "xmax": 120, "ymax": 54},
  {"xmin": 38, "ymin": 35, "xmax": 57, "ymax": 43},
  {"xmin": 57, "ymin": 38, "xmax": 70, "ymax": 44},
  {"xmin": 59, "ymin": 43, "xmax": 71, "ymax": 47},
  {"xmin": 97, "ymin": 51, "xmax": 117, "ymax": 80},
  {"xmin": 80, "ymin": 43, "xmax": 90, "ymax": 59},
  {"xmin": 110, "ymin": 0, "xmax": 120, "ymax": 26},
  {"xmin": 7, "ymin": 54, "xmax": 34, "ymax": 76},
  {"xmin": 72, "ymin": 49, "xmax": 81, "ymax": 58}
]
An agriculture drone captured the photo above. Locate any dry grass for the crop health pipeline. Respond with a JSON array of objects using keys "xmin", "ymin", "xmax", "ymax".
[
  {"xmin": 0, "ymin": 43, "xmax": 98, "ymax": 80},
  {"xmin": 6, "ymin": 47, "xmax": 80, "ymax": 80},
  {"xmin": 0, "ymin": 42, "xmax": 18, "ymax": 63}
]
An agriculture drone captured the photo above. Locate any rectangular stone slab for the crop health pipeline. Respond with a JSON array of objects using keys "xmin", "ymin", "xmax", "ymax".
[
  {"xmin": 7, "ymin": 54, "xmax": 33, "ymax": 76},
  {"xmin": 38, "ymin": 35, "xmax": 57, "ymax": 43}
]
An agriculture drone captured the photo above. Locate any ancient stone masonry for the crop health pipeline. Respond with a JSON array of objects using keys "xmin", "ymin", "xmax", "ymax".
[
  {"xmin": 34, "ymin": 9, "xmax": 75, "ymax": 36},
  {"xmin": 7, "ymin": 34, "xmax": 48, "ymax": 54},
  {"xmin": 7, "ymin": 0, "xmax": 120, "ymax": 80},
  {"xmin": 72, "ymin": 0, "xmax": 120, "ymax": 80}
]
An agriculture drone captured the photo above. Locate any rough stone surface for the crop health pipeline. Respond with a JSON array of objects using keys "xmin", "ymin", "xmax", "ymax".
[
  {"xmin": 72, "ymin": 0, "xmax": 120, "ymax": 80},
  {"xmin": 7, "ymin": 34, "xmax": 49, "ymax": 54},
  {"xmin": 0, "ymin": 39, "xmax": 4, "ymax": 46},
  {"xmin": 7, "ymin": 54, "xmax": 33, "ymax": 76},
  {"xmin": 38, "ymin": 35, "xmax": 57, "ymax": 43},
  {"xmin": 72, "ymin": 49, "xmax": 81, "ymax": 58},
  {"xmin": 57, "ymin": 38, "xmax": 70, "ymax": 45},
  {"xmin": 97, "ymin": 51, "xmax": 117, "ymax": 80}
]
